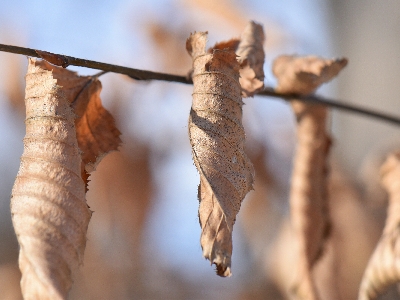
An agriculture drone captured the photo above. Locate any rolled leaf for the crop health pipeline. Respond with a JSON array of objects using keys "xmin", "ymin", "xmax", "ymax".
[
  {"xmin": 187, "ymin": 32, "xmax": 254, "ymax": 277},
  {"xmin": 273, "ymin": 55, "xmax": 347, "ymax": 299},
  {"xmin": 11, "ymin": 59, "xmax": 91, "ymax": 299},
  {"xmin": 359, "ymin": 152, "xmax": 400, "ymax": 300},
  {"xmin": 11, "ymin": 58, "xmax": 121, "ymax": 299},
  {"xmin": 35, "ymin": 60, "xmax": 122, "ymax": 187},
  {"xmin": 236, "ymin": 21, "xmax": 265, "ymax": 97}
]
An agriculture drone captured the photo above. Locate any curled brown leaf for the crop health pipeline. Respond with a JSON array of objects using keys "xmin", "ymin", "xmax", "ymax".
[
  {"xmin": 273, "ymin": 55, "xmax": 348, "ymax": 95},
  {"xmin": 35, "ymin": 60, "xmax": 122, "ymax": 187},
  {"xmin": 359, "ymin": 152, "xmax": 400, "ymax": 300},
  {"xmin": 273, "ymin": 55, "xmax": 347, "ymax": 299},
  {"xmin": 207, "ymin": 21, "xmax": 265, "ymax": 97},
  {"xmin": 187, "ymin": 32, "xmax": 254, "ymax": 277},
  {"xmin": 11, "ymin": 58, "xmax": 92, "ymax": 299},
  {"xmin": 11, "ymin": 58, "xmax": 121, "ymax": 299},
  {"xmin": 236, "ymin": 21, "xmax": 265, "ymax": 97}
]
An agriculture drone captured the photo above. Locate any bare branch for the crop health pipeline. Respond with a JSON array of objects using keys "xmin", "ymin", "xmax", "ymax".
[
  {"xmin": 259, "ymin": 88, "xmax": 400, "ymax": 127},
  {"xmin": 1, "ymin": 43, "xmax": 400, "ymax": 126},
  {"xmin": 0, "ymin": 44, "xmax": 190, "ymax": 84}
]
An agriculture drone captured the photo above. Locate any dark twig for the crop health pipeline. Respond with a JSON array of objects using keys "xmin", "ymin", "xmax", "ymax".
[
  {"xmin": 0, "ymin": 44, "xmax": 191, "ymax": 84},
  {"xmin": 259, "ymin": 88, "xmax": 400, "ymax": 126},
  {"xmin": 1, "ymin": 43, "xmax": 400, "ymax": 126}
]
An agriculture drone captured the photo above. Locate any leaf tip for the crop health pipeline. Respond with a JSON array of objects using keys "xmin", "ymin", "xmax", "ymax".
[
  {"xmin": 203, "ymin": 250, "xmax": 232, "ymax": 277},
  {"xmin": 216, "ymin": 265, "xmax": 232, "ymax": 277},
  {"xmin": 273, "ymin": 54, "xmax": 348, "ymax": 94},
  {"xmin": 236, "ymin": 20, "xmax": 266, "ymax": 97},
  {"xmin": 186, "ymin": 31, "xmax": 208, "ymax": 59}
]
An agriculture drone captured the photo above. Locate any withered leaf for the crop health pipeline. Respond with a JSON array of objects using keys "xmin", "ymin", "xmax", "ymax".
[
  {"xmin": 11, "ymin": 58, "xmax": 92, "ymax": 299},
  {"xmin": 273, "ymin": 55, "xmax": 348, "ymax": 95},
  {"xmin": 236, "ymin": 21, "xmax": 265, "ymax": 97},
  {"xmin": 10, "ymin": 58, "xmax": 121, "ymax": 299},
  {"xmin": 273, "ymin": 55, "xmax": 347, "ymax": 299},
  {"xmin": 359, "ymin": 152, "xmax": 400, "ymax": 300},
  {"xmin": 34, "ymin": 60, "xmax": 122, "ymax": 187},
  {"xmin": 187, "ymin": 32, "xmax": 254, "ymax": 277}
]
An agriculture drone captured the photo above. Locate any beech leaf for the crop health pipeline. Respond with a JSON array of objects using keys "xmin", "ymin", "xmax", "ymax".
[
  {"xmin": 273, "ymin": 55, "xmax": 347, "ymax": 299},
  {"xmin": 34, "ymin": 60, "xmax": 122, "ymax": 187},
  {"xmin": 10, "ymin": 58, "xmax": 121, "ymax": 299},
  {"xmin": 10, "ymin": 58, "xmax": 92, "ymax": 299},
  {"xmin": 187, "ymin": 32, "xmax": 254, "ymax": 277},
  {"xmin": 236, "ymin": 21, "xmax": 265, "ymax": 97},
  {"xmin": 273, "ymin": 55, "xmax": 348, "ymax": 95},
  {"xmin": 359, "ymin": 152, "xmax": 400, "ymax": 300}
]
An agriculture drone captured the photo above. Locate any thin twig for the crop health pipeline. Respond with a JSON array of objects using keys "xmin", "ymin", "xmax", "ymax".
[
  {"xmin": 1, "ymin": 43, "xmax": 400, "ymax": 126},
  {"xmin": 0, "ymin": 44, "xmax": 190, "ymax": 84},
  {"xmin": 260, "ymin": 88, "xmax": 400, "ymax": 126}
]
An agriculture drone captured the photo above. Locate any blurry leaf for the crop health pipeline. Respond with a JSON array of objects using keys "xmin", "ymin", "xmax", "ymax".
[
  {"xmin": 183, "ymin": 0, "xmax": 248, "ymax": 30},
  {"xmin": 187, "ymin": 32, "xmax": 254, "ymax": 277},
  {"xmin": 359, "ymin": 152, "xmax": 400, "ymax": 300},
  {"xmin": 273, "ymin": 55, "xmax": 347, "ymax": 299},
  {"xmin": 208, "ymin": 21, "xmax": 265, "ymax": 97},
  {"xmin": 236, "ymin": 21, "xmax": 265, "ymax": 97},
  {"xmin": 11, "ymin": 58, "xmax": 92, "ymax": 299},
  {"xmin": 146, "ymin": 22, "xmax": 192, "ymax": 73},
  {"xmin": 273, "ymin": 55, "xmax": 348, "ymax": 95},
  {"xmin": 327, "ymin": 165, "xmax": 381, "ymax": 300}
]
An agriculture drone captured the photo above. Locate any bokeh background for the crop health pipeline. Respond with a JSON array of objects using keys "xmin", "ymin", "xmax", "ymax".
[{"xmin": 0, "ymin": 0, "xmax": 399, "ymax": 299}]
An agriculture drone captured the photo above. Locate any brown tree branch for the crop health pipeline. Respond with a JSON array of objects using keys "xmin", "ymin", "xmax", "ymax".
[{"xmin": 1, "ymin": 43, "xmax": 399, "ymax": 126}]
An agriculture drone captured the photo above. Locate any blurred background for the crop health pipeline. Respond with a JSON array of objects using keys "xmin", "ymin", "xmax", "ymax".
[{"xmin": 0, "ymin": 0, "xmax": 399, "ymax": 299}]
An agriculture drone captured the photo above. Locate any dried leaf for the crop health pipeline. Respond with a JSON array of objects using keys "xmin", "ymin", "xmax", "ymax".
[
  {"xmin": 11, "ymin": 58, "xmax": 92, "ymax": 299},
  {"xmin": 236, "ymin": 21, "xmax": 265, "ymax": 97},
  {"xmin": 359, "ymin": 152, "xmax": 400, "ymax": 300},
  {"xmin": 34, "ymin": 60, "xmax": 122, "ymax": 187},
  {"xmin": 187, "ymin": 32, "xmax": 254, "ymax": 277},
  {"xmin": 11, "ymin": 58, "xmax": 120, "ymax": 299},
  {"xmin": 273, "ymin": 55, "xmax": 347, "ymax": 299},
  {"xmin": 207, "ymin": 21, "xmax": 265, "ymax": 97},
  {"xmin": 73, "ymin": 81, "xmax": 121, "ymax": 184},
  {"xmin": 273, "ymin": 55, "xmax": 348, "ymax": 95},
  {"xmin": 183, "ymin": 0, "xmax": 249, "ymax": 30},
  {"xmin": 267, "ymin": 164, "xmax": 379, "ymax": 300},
  {"xmin": 289, "ymin": 107, "xmax": 331, "ymax": 300}
]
